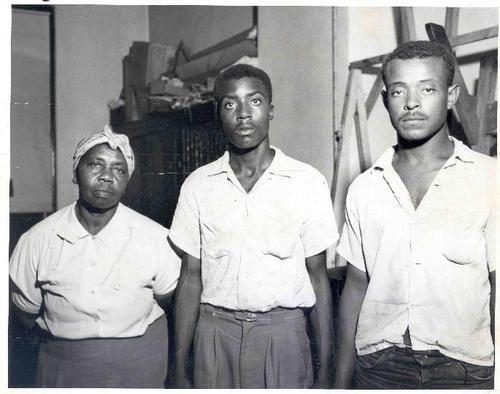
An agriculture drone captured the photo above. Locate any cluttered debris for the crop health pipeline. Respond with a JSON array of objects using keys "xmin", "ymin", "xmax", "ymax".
[{"xmin": 110, "ymin": 26, "xmax": 258, "ymax": 123}]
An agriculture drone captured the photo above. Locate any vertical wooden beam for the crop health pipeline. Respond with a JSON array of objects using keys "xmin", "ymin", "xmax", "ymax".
[
  {"xmin": 445, "ymin": 7, "xmax": 460, "ymax": 38},
  {"xmin": 331, "ymin": 7, "xmax": 350, "ymax": 268},
  {"xmin": 332, "ymin": 68, "xmax": 358, "ymax": 197},
  {"xmin": 332, "ymin": 7, "xmax": 349, "ymax": 174},
  {"xmin": 394, "ymin": 7, "xmax": 417, "ymax": 44},
  {"xmin": 426, "ymin": 23, "xmax": 479, "ymax": 144},
  {"xmin": 354, "ymin": 74, "xmax": 371, "ymax": 171},
  {"xmin": 365, "ymin": 72, "xmax": 384, "ymax": 117},
  {"xmin": 332, "ymin": 6, "xmax": 349, "ymax": 195},
  {"xmin": 475, "ymin": 54, "xmax": 497, "ymax": 154}
]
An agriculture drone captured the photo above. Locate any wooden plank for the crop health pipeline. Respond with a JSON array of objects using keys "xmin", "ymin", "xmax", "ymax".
[
  {"xmin": 188, "ymin": 26, "xmax": 256, "ymax": 61},
  {"xmin": 350, "ymin": 53, "xmax": 389, "ymax": 69},
  {"xmin": 426, "ymin": 23, "xmax": 479, "ymax": 145},
  {"xmin": 475, "ymin": 55, "xmax": 497, "ymax": 154},
  {"xmin": 445, "ymin": 8, "xmax": 460, "ymax": 38},
  {"xmin": 449, "ymin": 26, "xmax": 498, "ymax": 48},
  {"xmin": 354, "ymin": 73, "xmax": 371, "ymax": 171},
  {"xmin": 349, "ymin": 27, "xmax": 498, "ymax": 69},
  {"xmin": 332, "ymin": 7, "xmax": 349, "ymax": 161},
  {"xmin": 456, "ymin": 49, "xmax": 498, "ymax": 66},
  {"xmin": 365, "ymin": 72, "xmax": 384, "ymax": 117},
  {"xmin": 399, "ymin": 7, "xmax": 417, "ymax": 43},
  {"xmin": 359, "ymin": 66, "xmax": 382, "ymax": 75},
  {"xmin": 484, "ymin": 102, "xmax": 497, "ymax": 135},
  {"xmin": 332, "ymin": 69, "xmax": 358, "ymax": 196},
  {"xmin": 477, "ymin": 55, "xmax": 497, "ymax": 112}
]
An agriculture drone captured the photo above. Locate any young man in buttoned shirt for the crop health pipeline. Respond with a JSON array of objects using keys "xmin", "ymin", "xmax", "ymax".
[
  {"xmin": 10, "ymin": 127, "xmax": 181, "ymax": 387},
  {"xmin": 335, "ymin": 41, "xmax": 496, "ymax": 389},
  {"xmin": 168, "ymin": 64, "xmax": 339, "ymax": 388}
]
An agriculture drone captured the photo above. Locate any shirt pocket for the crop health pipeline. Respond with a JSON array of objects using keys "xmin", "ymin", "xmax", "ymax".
[
  {"xmin": 441, "ymin": 210, "xmax": 486, "ymax": 265},
  {"xmin": 258, "ymin": 212, "xmax": 299, "ymax": 259}
]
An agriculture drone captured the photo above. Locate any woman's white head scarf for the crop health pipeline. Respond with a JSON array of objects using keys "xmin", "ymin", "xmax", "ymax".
[{"xmin": 72, "ymin": 125, "xmax": 135, "ymax": 182}]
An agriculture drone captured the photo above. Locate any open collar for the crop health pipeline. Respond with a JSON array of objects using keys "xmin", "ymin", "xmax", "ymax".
[
  {"xmin": 55, "ymin": 202, "xmax": 131, "ymax": 245},
  {"xmin": 207, "ymin": 146, "xmax": 297, "ymax": 179},
  {"xmin": 372, "ymin": 135, "xmax": 475, "ymax": 173}
]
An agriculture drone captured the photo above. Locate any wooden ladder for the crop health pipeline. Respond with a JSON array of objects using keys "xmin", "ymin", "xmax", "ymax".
[{"xmin": 333, "ymin": 8, "xmax": 498, "ymax": 197}]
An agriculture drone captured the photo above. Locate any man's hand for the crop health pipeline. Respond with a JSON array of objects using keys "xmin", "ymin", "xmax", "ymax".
[
  {"xmin": 172, "ymin": 248, "xmax": 202, "ymax": 389},
  {"xmin": 306, "ymin": 251, "xmax": 334, "ymax": 389},
  {"xmin": 334, "ymin": 263, "xmax": 368, "ymax": 388}
]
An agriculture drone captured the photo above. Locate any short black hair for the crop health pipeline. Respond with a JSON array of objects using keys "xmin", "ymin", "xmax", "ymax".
[
  {"xmin": 213, "ymin": 64, "xmax": 273, "ymax": 106},
  {"xmin": 382, "ymin": 40, "xmax": 456, "ymax": 86}
]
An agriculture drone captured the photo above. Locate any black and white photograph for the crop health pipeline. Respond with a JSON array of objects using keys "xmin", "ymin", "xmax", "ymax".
[{"xmin": 3, "ymin": 1, "xmax": 498, "ymax": 389}]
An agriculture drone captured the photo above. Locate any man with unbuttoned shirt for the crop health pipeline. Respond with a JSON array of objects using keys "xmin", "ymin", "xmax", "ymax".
[{"xmin": 335, "ymin": 40, "xmax": 495, "ymax": 389}]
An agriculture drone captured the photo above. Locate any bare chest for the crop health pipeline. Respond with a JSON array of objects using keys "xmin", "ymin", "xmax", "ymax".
[
  {"xmin": 235, "ymin": 170, "xmax": 267, "ymax": 193},
  {"xmin": 394, "ymin": 166, "xmax": 441, "ymax": 209}
]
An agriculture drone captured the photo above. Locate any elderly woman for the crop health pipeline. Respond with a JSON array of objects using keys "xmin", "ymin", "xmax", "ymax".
[{"xmin": 9, "ymin": 126, "xmax": 181, "ymax": 388}]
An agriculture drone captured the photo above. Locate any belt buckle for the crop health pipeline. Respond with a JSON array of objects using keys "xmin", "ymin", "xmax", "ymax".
[{"xmin": 234, "ymin": 311, "xmax": 258, "ymax": 322}]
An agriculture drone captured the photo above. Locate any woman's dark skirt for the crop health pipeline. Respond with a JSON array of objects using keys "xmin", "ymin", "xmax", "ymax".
[{"xmin": 36, "ymin": 314, "xmax": 168, "ymax": 388}]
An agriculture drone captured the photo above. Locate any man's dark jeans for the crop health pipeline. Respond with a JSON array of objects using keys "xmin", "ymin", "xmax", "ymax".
[{"xmin": 353, "ymin": 346, "xmax": 494, "ymax": 389}]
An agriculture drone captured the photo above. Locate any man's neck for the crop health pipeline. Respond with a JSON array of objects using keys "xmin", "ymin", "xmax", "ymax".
[
  {"xmin": 395, "ymin": 127, "xmax": 454, "ymax": 166},
  {"xmin": 75, "ymin": 200, "xmax": 118, "ymax": 235},
  {"xmin": 228, "ymin": 141, "xmax": 275, "ymax": 193},
  {"xmin": 228, "ymin": 141, "xmax": 275, "ymax": 176}
]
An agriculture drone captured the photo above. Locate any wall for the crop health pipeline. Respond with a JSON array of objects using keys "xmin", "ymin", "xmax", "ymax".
[
  {"xmin": 258, "ymin": 7, "xmax": 337, "ymax": 266},
  {"xmin": 11, "ymin": 9, "xmax": 52, "ymax": 213},
  {"xmin": 55, "ymin": 5, "xmax": 148, "ymax": 208},
  {"xmin": 258, "ymin": 7, "xmax": 334, "ymax": 186},
  {"xmin": 149, "ymin": 6, "xmax": 253, "ymax": 55}
]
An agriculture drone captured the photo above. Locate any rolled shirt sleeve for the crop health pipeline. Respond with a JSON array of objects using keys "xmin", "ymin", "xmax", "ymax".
[
  {"xmin": 9, "ymin": 233, "xmax": 43, "ymax": 314},
  {"xmin": 336, "ymin": 182, "xmax": 366, "ymax": 272},
  {"xmin": 300, "ymin": 173, "xmax": 339, "ymax": 258},
  {"xmin": 169, "ymin": 176, "xmax": 201, "ymax": 259}
]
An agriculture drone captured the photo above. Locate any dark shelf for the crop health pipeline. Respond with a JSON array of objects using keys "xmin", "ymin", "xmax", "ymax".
[{"xmin": 112, "ymin": 102, "xmax": 226, "ymax": 228}]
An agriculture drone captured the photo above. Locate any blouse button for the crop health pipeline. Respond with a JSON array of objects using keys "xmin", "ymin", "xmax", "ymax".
[{"xmin": 114, "ymin": 284, "xmax": 121, "ymax": 291}]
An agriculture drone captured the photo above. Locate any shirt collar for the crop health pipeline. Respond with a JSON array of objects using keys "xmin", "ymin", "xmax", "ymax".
[
  {"xmin": 372, "ymin": 135, "xmax": 475, "ymax": 172},
  {"xmin": 56, "ymin": 202, "xmax": 130, "ymax": 244},
  {"xmin": 444, "ymin": 136, "xmax": 476, "ymax": 167},
  {"xmin": 207, "ymin": 146, "xmax": 295, "ymax": 178}
]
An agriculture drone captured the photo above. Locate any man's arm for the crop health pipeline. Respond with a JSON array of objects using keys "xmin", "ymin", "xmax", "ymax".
[
  {"xmin": 173, "ymin": 251, "xmax": 202, "ymax": 389},
  {"xmin": 154, "ymin": 290, "xmax": 175, "ymax": 311},
  {"xmin": 334, "ymin": 262, "xmax": 368, "ymax": 389},
  {"xmin": 489, "ymin": 271, "xmax": 495, "ymax": 343},
  {"xmin": 306, "ymin": 251, "xmax": 334, "ymax": 388}
]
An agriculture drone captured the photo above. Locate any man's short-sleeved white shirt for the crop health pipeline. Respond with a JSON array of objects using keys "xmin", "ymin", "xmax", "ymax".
[
  {"xmin": 169, "ymin": 147, "xmax": 339, "ymax": 312},
  {"xmin": 10, "ymin": 202, "xmax": 181, "ymax": 339},
  {"xmin": 337, "ymin": 137, "xmax": 496, "ymax": 366}
]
